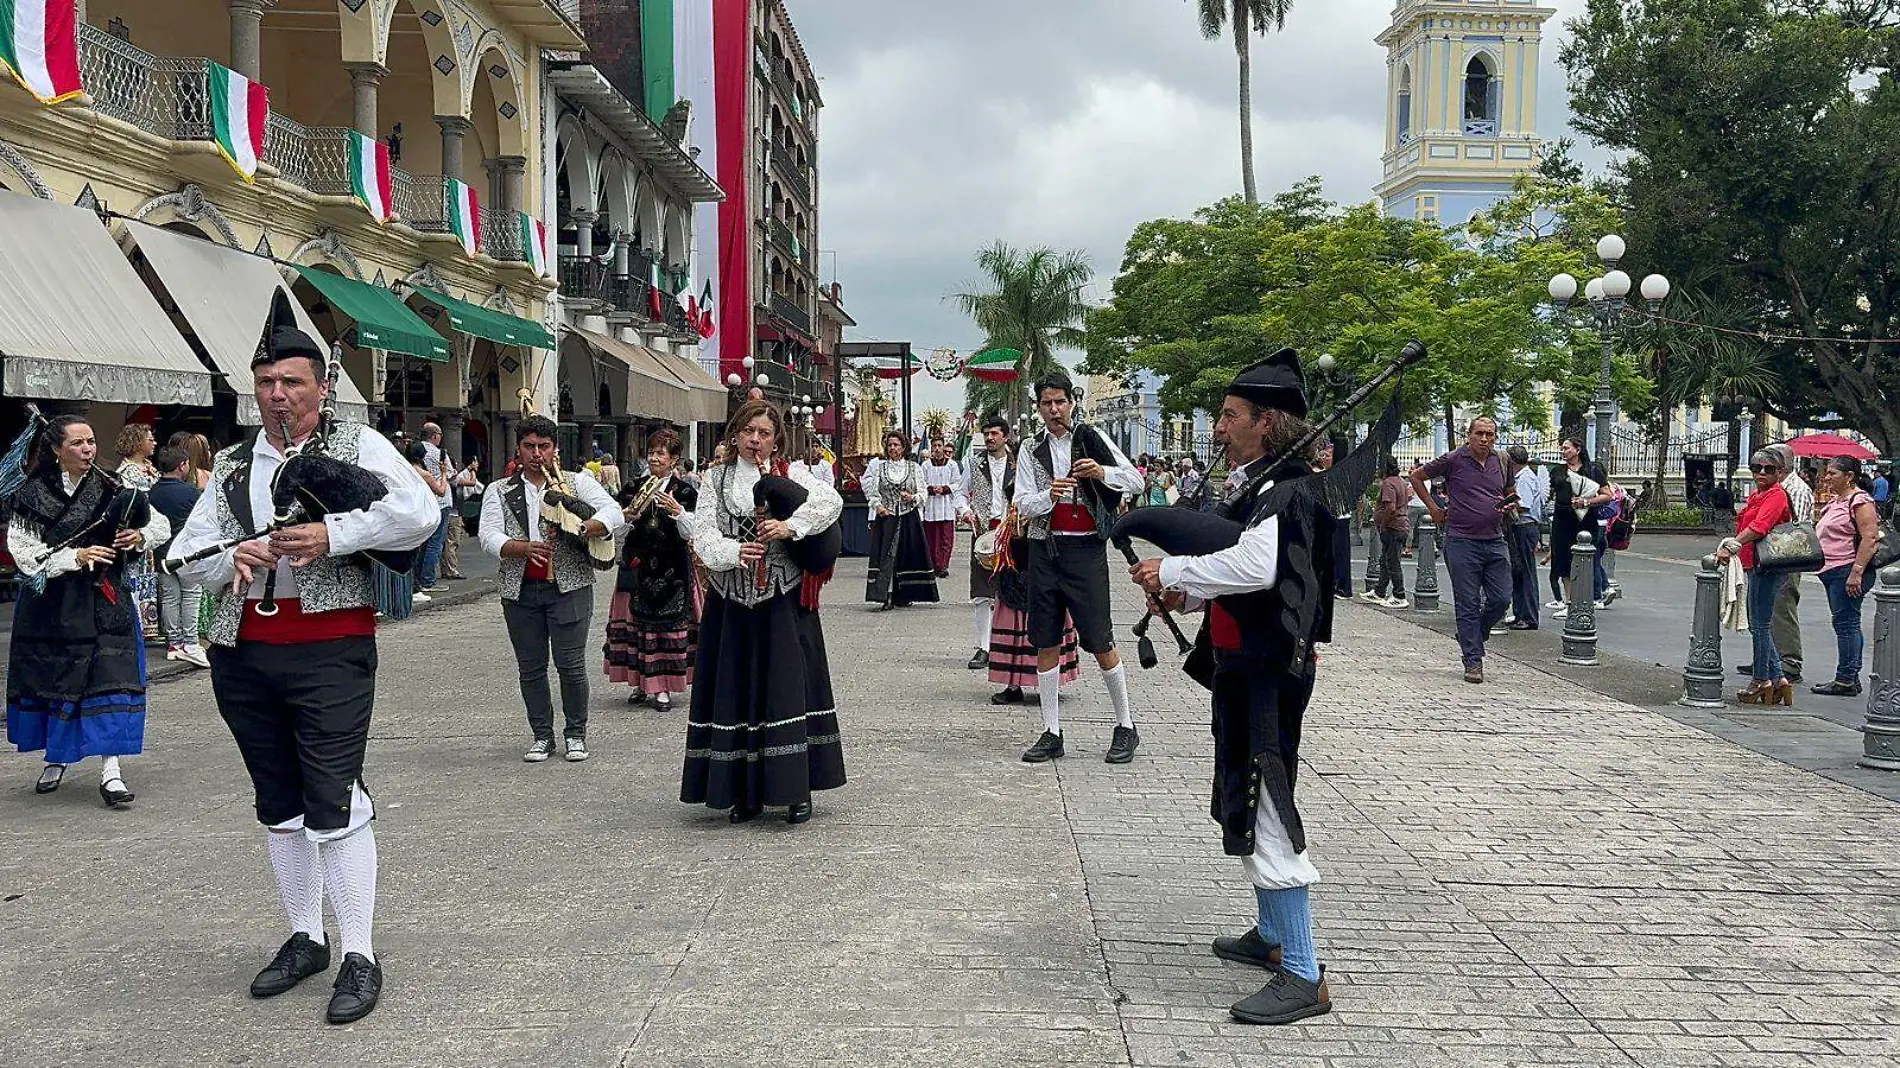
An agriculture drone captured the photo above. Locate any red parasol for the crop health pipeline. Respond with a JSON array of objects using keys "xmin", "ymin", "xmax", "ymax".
[{"xmin": 1787, "ymin": 433, "xmax": 1876, "ymax": 460}]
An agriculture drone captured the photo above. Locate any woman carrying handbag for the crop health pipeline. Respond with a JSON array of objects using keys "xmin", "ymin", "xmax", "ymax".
[{"xmin": 1715, "ymin": 449, "xmax": 1799, "ymax": 705}]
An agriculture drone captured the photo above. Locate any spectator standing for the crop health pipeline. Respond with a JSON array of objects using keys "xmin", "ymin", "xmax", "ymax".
[
  {"xmin": 1811, "ymin": 457, "xmax": 1879, "ymax": 697},
  {"xmin": 1361, "ymin": 456, "xmax": 1411, "ymax": 607},
  {"xmin": 1549, "ymin": 437, "xmax": 1611, "ymax": 617},
  {"xmin": 1412, "ymin": 417, "xmax": 1512, "ymax": 684},
  {"xmin": 167, "ymin": 430, "xmax": 215, "ymax": 491},
  {"xmin": 415, "ymin": 423, "xmax": 453, "ymax": 589},
  {"xmin": 1505, "ymin": 446, "xmax": 1546, "ymax": 630},
  {"xmin": 1873, "ymin": 464, "xmax": 1892, "ymax": 519},
  {"xmin": 405, "ymin": 441, "xmax": 448, "ymax": 605},
  {"xmin": 1716, "ymin": 449, "xmax": 1796, "ymax": 704},
  {"xmin": 149, "ymin": 447, "xmax": 208, "ymax": 668},
  {"xmin": 1755, "ymin": 442, "xmax": 1813, "ymax": 682},
  {"xmin": 114, "ymin": 422, "xmax": 161, "ymax": 640}
]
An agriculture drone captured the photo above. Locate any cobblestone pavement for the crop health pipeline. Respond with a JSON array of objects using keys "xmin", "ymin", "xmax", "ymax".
[{"xmin": 1, "ymin": 549, "xmax": 1896, "ymax": 1067}]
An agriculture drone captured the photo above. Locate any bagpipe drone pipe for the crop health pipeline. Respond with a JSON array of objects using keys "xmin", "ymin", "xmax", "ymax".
[{"xmin": 1110, "ymin": 339, "xmax": 1427, "ymax": 670}]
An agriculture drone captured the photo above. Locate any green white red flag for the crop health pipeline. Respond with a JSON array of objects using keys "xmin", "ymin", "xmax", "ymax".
[
  {"xmin": 0, "ymin": 0, "xmax": 82, "ymax": 104},
  {"xmin": 519, "ymin": 211, "xmax": 549, "ymax": 277},
  {"xmin": 348, "ymin": 130, "xmax": 392, "ymax": 222},
  {"xmin": 696, "ymin": 278, "xmax": 716, "ymax": 339},
  {"xmin": 647, "ymin": 260, "xmax": 665, "ymax": 320},
  {"xmin": 447, "ymin": 179, "xmax": 481, "ymax": 257},
  {"xmin": 208, "ymin": 62, "xmax": 268, "ymax": 181}
]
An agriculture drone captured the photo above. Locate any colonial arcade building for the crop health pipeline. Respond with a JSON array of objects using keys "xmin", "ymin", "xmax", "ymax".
[{"xmin": 0, "ymin": 0, "xmax": 577, "ymax": 469}]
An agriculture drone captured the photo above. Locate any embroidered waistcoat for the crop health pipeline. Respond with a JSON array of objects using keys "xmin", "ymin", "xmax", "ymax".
[
  {"xmin": 495, "ymin": 473, "xmax": 599, "ymax": 600},
  {"xmin": 701, "ymin": 463, "xmax": 802, "ymax": 608}
]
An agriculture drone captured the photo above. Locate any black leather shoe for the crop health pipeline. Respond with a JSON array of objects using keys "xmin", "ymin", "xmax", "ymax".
[
  {"xmin": 250, "ymin": 932, "xmax": 331, "ymax": 998},
  {"xmin": 966, "ymin": 649, "xmax": 989, "ymax": 670},
  {"xmin": 1785, "ymin": 668, "xmax": 1804, "ymax": 683},
  {"xmin": 1736, "ymin": 664, "xmax": 1755, "ymax": 676},
  {"xmin": 1230, "ymin": 969, "xmax": 1332, "ymax": 1025},
  {"xmin": 1105, "ymin": 725, "xmax": 1139, "ymax": 764},
  {"xmin": 873, "ymin": 602, "xmax": 895, "ymax": 612},
  {"xmin": 1212, "ymin": 927, "xmax": 1283, "ymax": 971},
  {"xmin": 325, "ymin": 952, "xmax": 383, "ymax": 1024},
  {"xmin": 98, "ymin": 777, "xmax": 135, "ymax": 807},
  {"xmin": 786, "ymin": 802, "xmax": 812, "ymax": 824},
  {"xmin": 1812, "ymin": 679, "xmax": 1862, "ymax": 697},
  {"xmin": 991, "ymin": 687, "xmax": 1024, "ymax": 705},
  {"xmin": 627, "ymin": 691, "xmax": 649, "ymax": 706},
  {"xmin": 1020, "ymin": 731, "xmax": 1064, "ymax": 763},
  {"xmin": 34, "ymin": 764, "xmax": 65, "ymax": 794},
  {"xmin": 1507, "ymin": 621, "xmax": 1537, "ymax": 631},
  {"xmin": 729, "ymin": 805, "xmax": 762, "ymax": 824}
]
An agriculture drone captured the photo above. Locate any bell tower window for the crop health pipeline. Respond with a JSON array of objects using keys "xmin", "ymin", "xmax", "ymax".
[
  {"xmin": 1396, "ymin": 64, "xmax": 1412, "ymax": 143},
  {"xmin": 1463, "ymin": 56, "xmax": 1499, "ymax": 136}
]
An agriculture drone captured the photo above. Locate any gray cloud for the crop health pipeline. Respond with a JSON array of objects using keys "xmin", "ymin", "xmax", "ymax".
[{"xmin": 787, "ymin": 0, "xmax": 1596, "ymax": 416}]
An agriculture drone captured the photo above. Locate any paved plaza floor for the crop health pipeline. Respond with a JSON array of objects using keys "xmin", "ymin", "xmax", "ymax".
[{"xmin": 2, "ymin": 550, "xmax": 1897, "ymax": 1067}]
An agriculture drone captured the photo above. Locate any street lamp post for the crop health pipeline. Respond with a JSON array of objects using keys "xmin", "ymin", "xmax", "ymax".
[{"xmin": 1548, "ymin": 236, "xmax": 1671, "ymax": 476}]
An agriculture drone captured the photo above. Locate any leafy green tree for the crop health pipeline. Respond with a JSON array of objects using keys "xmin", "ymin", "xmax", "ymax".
[
  {"xmin": 1561, "ymin": 0, "xmax": 1900, "ymax": 453},
  {"xmin": 1192, "ymin": 0, "xmax": 1294, "ymax": 205},
  {"xmin": 951, "ymin": 243, "xmax": 1093, "ymax": 423}
]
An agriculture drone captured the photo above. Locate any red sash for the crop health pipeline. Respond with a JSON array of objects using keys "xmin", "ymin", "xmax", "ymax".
[
  {"xmin": 238, "ymin": 600, "xmax": 377, "ymax": 644},
  {"xmin": 1050, "ymin": 502, "xmax": 1096, "ymax": 534}
]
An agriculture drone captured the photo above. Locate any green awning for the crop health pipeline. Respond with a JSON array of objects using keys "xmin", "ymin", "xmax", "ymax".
[
  {"xmin": 293, "ymin": 266, "xmax": 451, "ymax": 362},
  {"xmin": 410, "ymin": 287, "xmax": 556, "ymax": 350}
]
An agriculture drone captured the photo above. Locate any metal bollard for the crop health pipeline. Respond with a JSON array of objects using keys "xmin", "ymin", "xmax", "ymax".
[
  {"xmin": 1365, "ymin": 518, "xmax": 1385, "ymax": 593},
  {"xmin": 1859, "ymin": 566, "xmax": 1900, "ymax": 771},
  {"xmin": 1412, "ymin": 518, "xmax": 1440, "ymax": 612},
  {"xmin": 1561, "ymin": 531, "xmax": 1598, "ymax": 666},
  {"xmin": 1679, "ymin": 554, "xmax": 1725, "ymax": 707}
]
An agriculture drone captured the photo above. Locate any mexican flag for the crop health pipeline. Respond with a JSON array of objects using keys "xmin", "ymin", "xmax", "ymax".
[
  {"xmin": 0, "ymin": 0, "xmax": 82, "ymax": 104},
  {"xmin": 518, "ymin": 212, "xmax": 549, "ymax": 277},
  {"xmin": 348, "ymin": 130, "xmax": 392, "ymax": 222},
  {"xmin": 696, "ymin": 278, "xmax": 716, "ymax": 339},
  {"xmin": 447, "ymin": 178, "xmax": 481, "ymax": 256},
  {"xmin": 208, "ymin": 62, "xmax": 268, "ymax": 181},
  {"xmin": 647, "ymin": 259, "xmax": 665, "ymax": 320}
]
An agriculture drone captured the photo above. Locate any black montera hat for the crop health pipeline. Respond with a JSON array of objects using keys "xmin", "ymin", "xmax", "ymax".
[
  {"xmin": 254, "ymin": 290, "xmax": 325, "ymax": 367},
  {"xmin": 1226, "ymin": 347, "xmax": 1308, "ymax": 419}
]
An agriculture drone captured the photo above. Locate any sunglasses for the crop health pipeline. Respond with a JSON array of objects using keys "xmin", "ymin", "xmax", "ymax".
[{"xmin": 1750, "ymin": 463, "xmax": 1780, "ymax": 473}]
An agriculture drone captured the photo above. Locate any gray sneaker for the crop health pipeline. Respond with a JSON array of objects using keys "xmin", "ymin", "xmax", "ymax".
[
  {"xmin": 523, "ymin": 739, "xmax": 553, "ymax": 763},
  {"xmin": 565, "ymin": 737, "xmax": 590, "ymax": 762}
]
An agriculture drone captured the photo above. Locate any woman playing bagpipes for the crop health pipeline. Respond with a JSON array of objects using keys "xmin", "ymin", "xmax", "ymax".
[{"xmin": 4, "ymin": 414, "xmax": 170, "ymax": 806}]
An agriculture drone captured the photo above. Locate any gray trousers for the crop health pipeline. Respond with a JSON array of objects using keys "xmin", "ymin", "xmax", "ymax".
[
  {"xmin": 502, "ymin": 580, "xmax": 594, "ymax": 740},
  {"xmin": 1772, "ymin": 574, "xmax": 1803, "ymax": 672},
  {"xmin": 156, "ymin": 570, "xmax": 202, "ymax": 647}
]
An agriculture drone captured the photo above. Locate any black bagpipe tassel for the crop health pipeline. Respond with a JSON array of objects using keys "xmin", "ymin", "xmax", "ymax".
[{"xmin": 1132, "ymin": 612, "xmax": 1159, "ymax": 670}]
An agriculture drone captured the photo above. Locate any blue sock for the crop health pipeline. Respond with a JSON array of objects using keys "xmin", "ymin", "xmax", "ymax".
[
  {"xmin": 1256, "ymin": 885, "xmax": 1319, "ymax": 982},
  {"xmin": 1251, "ymin": 886, "xmax": 1281, "ymax": 947}
]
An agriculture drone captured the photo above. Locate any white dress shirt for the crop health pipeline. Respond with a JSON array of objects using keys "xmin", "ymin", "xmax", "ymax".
[
  {"xmin": 421, "ymin": 440, "xmax": 451, "ymax": 508},
  {"xmin": 790, "ymin": 459, "xmax": 834, "ymax": 487},
  {"xmin": 478, "ymin": 467, "xmax": 624, "ymax": 558},
  {"xmin": 1012, "ymin": 428, "xmax": 1145, "ymax": 530},
  {"xmin": 862, "ymin": 458, "xmax": 924, "ymax": 516},
  {"xmin": 169, "ymin": 429, "xmax": 438, "ymax": 598},
  {"xmin": 1158, "ymin": 470, "xmax": 1281, "ymax": 597},
  {"xmin": 919, "ymin": 459, "xmax": 965, "ymax": 523},
  {"xmin": 688, "ymin": 461, "xmax": 842, "ymax": 571}
]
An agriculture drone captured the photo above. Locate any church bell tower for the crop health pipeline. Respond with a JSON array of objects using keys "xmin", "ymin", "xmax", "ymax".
[{"xmin": 1375, "ymin": 0, "xmax": 1556, "ymax": 224}]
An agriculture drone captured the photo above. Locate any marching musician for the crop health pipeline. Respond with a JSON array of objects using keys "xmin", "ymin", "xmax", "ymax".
[
  {"xmin": 604, "ymin": 428, "xmax": 698, "ymax": 710},
  {"xmin": 5, "ymin": 415, "xmax": 169, "ymax": 808},
  {"xmin": 919, "ymin": 437, "xmax": 964, "ymax": 578},
  {"xmin": 862, "ymin": 430, "xmax": 940, "ymax": 610},
  {"xmin": 1128, "ymin": 351, "xmax": 1336, "ymax": 1025},
  {"xmin": 961, "ymin": 415, "xmax": 1084, "ymax": 704},
  {"xmin": 477, "ymin": 415, "xmax": 623, "ymax": 764},
  {"xmin": 167, "ymin": 304, "xmax": 438, "ymax": 1024},
  {"xmin": 1012, "ymin": 371, "xmax": 1145, "ymax": 765}
]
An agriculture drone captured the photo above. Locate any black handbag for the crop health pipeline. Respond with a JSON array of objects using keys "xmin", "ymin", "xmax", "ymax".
[{"xmin": 1754, "ymin": 520, "xmax": 1824, "ymax": 572}]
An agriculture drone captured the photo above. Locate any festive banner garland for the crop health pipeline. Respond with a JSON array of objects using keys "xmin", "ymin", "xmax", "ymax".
[{"xmin": 925, "ymin": 347, "xmax": 963, "ymax": 381}]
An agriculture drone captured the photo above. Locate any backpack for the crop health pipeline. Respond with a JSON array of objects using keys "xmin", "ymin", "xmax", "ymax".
[{"xmin": 1601, "ymin": 495, "xmax": 1634, "ymax": 550}]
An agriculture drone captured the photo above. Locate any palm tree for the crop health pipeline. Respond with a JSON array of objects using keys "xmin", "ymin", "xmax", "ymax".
[
  {"xmin": 952, "ymin": 242, "xmax": 1093, "ymax": 424},
  {"xmin": 1194, "ymin": 0, "xmax": 1294, "ymax": 205}
]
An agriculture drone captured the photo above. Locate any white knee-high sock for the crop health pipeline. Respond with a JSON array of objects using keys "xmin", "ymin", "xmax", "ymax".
[
  {"xmin": 1103, "ymin": 663, "xmax": 1134, "ymax": 729},
  {"xmin": 265, "ymin": 832, "xmax": 325, "ymax": 944},
  {"xmin": 973, "ymin": 600, "xmax": 994, "ymax": 651},
  {"xmin": 99, "ymin": 755, "xmax": 123, "ymax": 783},
  {"xmin": 1037, "ymin": 668, "xmax": 1061, "ymax": 735},
  {"xmin": 319, "ymin": 827, "xmax": 378, "ymax": 963}
]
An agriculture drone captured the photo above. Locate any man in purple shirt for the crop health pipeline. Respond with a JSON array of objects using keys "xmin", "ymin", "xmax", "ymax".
[{"xmin": 1411, "ymin": 417, "xmax": 1512, "ymax": 683}]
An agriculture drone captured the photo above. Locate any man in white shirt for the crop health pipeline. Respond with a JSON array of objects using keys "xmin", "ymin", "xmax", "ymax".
[
  {"xmin": 1013, "ymin": 371, "xmax": 1147, "ymax": 765},
  {"xmin": 416, "ymin": 422, "xmax": 453, "ymax": 589},
  {"xmin": 961, "ymin": 416, "xmax": 1013, "ymax": 672},
  {"xmin": 479, "ymin": 415, "xmax": 624, "ymax": 762},
  {"xmin": 1129, "ymin": 350, "xmax": 1334, "ymax": 1027},
  {"xmin": 920, "ymin": 438, "xmax": 965, "ymax": 578},
  {"xmin": 790, "ymin": 444, "xmax": 834, "ymax": 489},
  {"xmin": 1506, "ymin": 446, "xmax": 1547, "ymax": 630}
]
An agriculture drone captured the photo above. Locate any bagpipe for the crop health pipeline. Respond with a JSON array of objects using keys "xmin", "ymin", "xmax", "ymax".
[
  {"xmin": 538, "ymin": 463, "xmax": 618, "ymax": 571},
  {"xmin": 1111, "ymin": 340, "xmax": 1428, "ymax": 668},
  {"xmin": 752, "ymin": 465, "xmax": 842, "ymax": 578}
]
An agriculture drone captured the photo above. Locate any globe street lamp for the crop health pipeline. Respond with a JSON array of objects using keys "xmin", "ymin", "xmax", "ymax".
[{"xmin": 1548, "ymin": 236, "xmax": 1670, "ymax": 475}]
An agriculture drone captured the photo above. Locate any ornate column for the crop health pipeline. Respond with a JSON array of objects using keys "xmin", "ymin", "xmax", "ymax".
[
  {"xmin": 1561, "ymin": 532, "xmax": 1600, "ymax": 666},
  {"xmin": 569, "ymin": 209, "xmax": 597, "ymax": 259},
  {"xmin": 497, "ymin": 156, "xmax": 527, "ymax": 215},
  {"xmin": 612, "ymin": 232, "xmax": 632, "ymax": 278},
  {"xmin": 1412, "ymin": 518, "xmax": 1440, "ymax": 612},
  {"xmin": 344, "ymin": 63, "xmax": 386, "ymax": 138},
  {"xmin": 227, "ymin": 0, "xmax": 275, "ymax": 81},
  {"xmin": 435, "ymin": 116, "xmax": 471, "ymax": 183}
]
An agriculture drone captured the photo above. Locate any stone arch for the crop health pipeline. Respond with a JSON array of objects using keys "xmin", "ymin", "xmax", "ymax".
[
  {"xmin": 130, "ymin": 185, "xmax": 242, "ymax": 248},
  {"xmin": 391, "ymin": 0, "xmax": 464, "ymax": 117},
  {"xmin": 0, "ymin": 139, "xmax": 51, "ymax": 198},
  {"xmin": 285, "ymin": 231, "xmax": 367, "ymax": 281},
  {"xmin": 664, "ymin": 202, "xmax": 691, "ymax": 268},
  {"xmin": 639, "ymin": 182, "xmax": 665, "ymax": 257},
  {"xmin": 599, "ymin": 151, "xmax": 639, "ymax": 239},
  {"xmin": 555, "ymin": 112, "xmax": 598, "ymax": 215},
  {"xmin": 468, "ymin": 35, "xmax": 527, "ymax": 159}
]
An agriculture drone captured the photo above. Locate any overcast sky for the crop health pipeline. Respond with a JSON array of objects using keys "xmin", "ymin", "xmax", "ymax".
[{"xmin": 788, "ymin": 0, "xmax": 1598, "ymax": 416}]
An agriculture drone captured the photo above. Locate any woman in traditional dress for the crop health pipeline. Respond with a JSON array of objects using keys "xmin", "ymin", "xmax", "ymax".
[
  {"xmin": 606, "ymin": 428, "xmax": 699, "ymax": 709},
  {"xmin": 986, "ymin": 541, "xmax": 1084, "ymax": 705},
  {"xmin": 5, "ymin": 416, "xmax": 169, "ymax": 806},
  {"xmin": 681, "ymin": 399, "xmax": 844, "ymax": 825},
  {"xmin": 115, "ymin": 423, "xmax": 161, "ymax": 640},
  {"xmin": 863, "ymin": 430, "xmax": 939, "ymax": 610}
]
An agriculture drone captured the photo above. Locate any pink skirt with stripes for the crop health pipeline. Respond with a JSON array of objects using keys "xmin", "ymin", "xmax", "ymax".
[{"xmin": 988, "ymin": 602, "xmax": 1082, "ymax": 688}]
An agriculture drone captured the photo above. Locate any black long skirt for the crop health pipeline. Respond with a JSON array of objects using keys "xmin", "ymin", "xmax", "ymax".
[
  {"xmin": 680, "ymin": 589, "xmax": 846, "ymax": 811},
  {"xmin": 865, "ymin": 512, "xmax": 940, "ymax": 606}
]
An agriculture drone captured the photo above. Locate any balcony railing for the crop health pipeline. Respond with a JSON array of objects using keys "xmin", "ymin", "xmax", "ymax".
[
  {"xmin": 769, "ymin": 219, "xmax": 810, "ymax": 268},
  {"xmin": 770, "ymin": 293, "xmax": 813, "ymax": 335},
  {"xmin": 77, "ymin": 24, "xmax": 206, "ymax": 140},
  {"xmin": 481, "ymin": 207, "xmax": 523, "ymax": 261},
  {"xmin": 560, "ymin": 255, "xmax": 609, "ymax": 305},
  {"xmin": 1463, "ymin": 118, "xmax": 1499, "ymax": 137},
  {"xmin": 770, "ymin": 146, "xmax": 812, "ymax": 204}
]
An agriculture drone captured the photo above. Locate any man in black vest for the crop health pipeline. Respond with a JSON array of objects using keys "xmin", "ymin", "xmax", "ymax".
[{"xmin": 1130, "ymin": 350, "xmax": 1335, "ymax": 1025}]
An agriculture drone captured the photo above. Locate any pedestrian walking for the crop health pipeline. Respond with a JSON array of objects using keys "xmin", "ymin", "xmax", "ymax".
[
  {"xmin": 1716, "ymin": 448, "xmax": 1796, "ymax": 705},
  {"xmin": 919, "ymin": 438, "xmax": 964, "ymax": 577},
  {"xmin": 5, "ymin": 415, "xmax": 169, "ymax": 806},
  {"xmin": 1811, "ymin": 457, "xmax": 1879, "ymax": 697},
  {"xmin": 1873, "ymin": 464, "xmax": 1892, "ymax": 520},
  {"xmin": 605, "ymin": 429, "xmax": 698, "ymax": 710},
  {"xmin": 1412, "ymin": 417, "xmax": 1512, "ymax": 684},
  {"xmin": 167, "ymin": 305, "xmax": 439, "ymax": 1023},
  {"xmin": 1506, "ymin": 445, "xmax": 1546, "ymax": 630},
  {"xmin": 1013, "ymin": 370, "xmax": 1146, "ymax": 765},
  {"xmin": 148, "ymin": 446, "xmax": 209, "ymax": 667},
  {"xmin": 1361, "ymin": 455, "xmax": 1410, "ymax": 606},
  {"xmin": 864, "ymin": 431, "xmax": 939, "ymax": 609},
  {"xmin": 1128, "ymin": 351, "xmax": 1336, "ymax": 1025}
]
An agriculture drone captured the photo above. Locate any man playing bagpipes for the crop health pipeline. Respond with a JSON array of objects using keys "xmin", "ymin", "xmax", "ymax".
[
  {"xmin": 1123, "ymin": 343, "xmax": 1422, "ymax": 1026},
  {"xmin": 166, "ymin": 294, "xmax": 439, "ymax": 1024}
]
